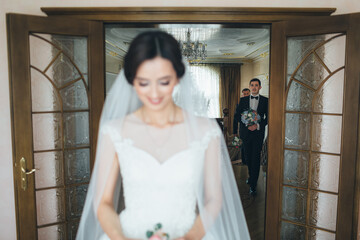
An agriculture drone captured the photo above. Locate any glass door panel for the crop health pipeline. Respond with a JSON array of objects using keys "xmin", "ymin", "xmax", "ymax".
[
  {"xmin": 281, "ymin": 33, "xmax": 345, "ymax": 238},
  {"xmin": 29, "ymin": 33, "xmax": 90, "ymax": 240}
]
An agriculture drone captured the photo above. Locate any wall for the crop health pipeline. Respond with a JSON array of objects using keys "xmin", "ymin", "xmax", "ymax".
[
  {"xmin": 241, "ymin": 56, "xmax": 269, "ymax": 97},
  {"xmin": 240, "ymin": 62, "xmax": 254, "ymax": 93},
  {"xmin": 1, "ymin": 0, "xmax": 360, "ymax": 239},
  {"xmin": 253, "ymin": 57, "xmax": 270, "ymax": 97}
]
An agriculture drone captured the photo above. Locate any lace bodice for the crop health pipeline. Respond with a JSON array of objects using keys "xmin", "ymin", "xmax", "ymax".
[{"xmin": 100, "ymin": 114, "xmax": 221, "ymax": 240}]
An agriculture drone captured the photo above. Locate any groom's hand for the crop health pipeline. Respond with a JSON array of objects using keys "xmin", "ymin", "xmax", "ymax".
[{"xmin": 248, "ymin": 125, "xmax": 257, "ymax": 131}]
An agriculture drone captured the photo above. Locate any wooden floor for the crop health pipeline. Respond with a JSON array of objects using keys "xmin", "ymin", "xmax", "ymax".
[{"xmin": 233, "ymin": 163, "xmax": 266, "ymax": 240}]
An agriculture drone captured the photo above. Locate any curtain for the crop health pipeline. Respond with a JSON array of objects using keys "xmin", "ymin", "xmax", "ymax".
[
  {"xmin": 220, "ymin": 64, "xmax": 242, "ymax": 135},
  {"xmin": 174, "ymin": 64, "xmax": 221, "ymax": 118}
]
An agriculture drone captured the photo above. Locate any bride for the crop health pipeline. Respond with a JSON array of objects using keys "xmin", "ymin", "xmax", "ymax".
[{"xmin": 76, "ymin": 31, "xmax": 250, "ymax": 240}]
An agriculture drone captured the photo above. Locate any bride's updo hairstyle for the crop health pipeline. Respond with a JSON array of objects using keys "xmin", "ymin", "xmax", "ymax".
[{"xmin": 124, "ymin": 31, "xmax": 185, "ymax": 84}]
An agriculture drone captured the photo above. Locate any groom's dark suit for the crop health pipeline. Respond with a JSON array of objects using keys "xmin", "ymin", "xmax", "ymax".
[{"xmin": 233, "ymin": 95, "xmax": 268, "ymax": 190}]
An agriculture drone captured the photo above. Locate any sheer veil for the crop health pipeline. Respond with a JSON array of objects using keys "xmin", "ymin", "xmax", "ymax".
[{"xmin": 76, "ymin": 62, "xmax": 250, "ymax": 239}]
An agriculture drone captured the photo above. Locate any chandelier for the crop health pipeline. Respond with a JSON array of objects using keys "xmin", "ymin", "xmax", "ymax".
[{"xmin": 179, "ymin": 29, "xmax": 207, "ymax": 64}]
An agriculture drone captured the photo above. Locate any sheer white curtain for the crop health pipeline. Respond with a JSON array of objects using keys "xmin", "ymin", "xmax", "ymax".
[{"xmin": 174, "ymin": 64, "xmax": 220, "ymax": 118}]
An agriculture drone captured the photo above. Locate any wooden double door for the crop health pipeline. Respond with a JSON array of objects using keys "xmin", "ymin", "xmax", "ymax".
[{"xmin": 7, "ymin": 12, "xmax": 360, "ymax": 240}]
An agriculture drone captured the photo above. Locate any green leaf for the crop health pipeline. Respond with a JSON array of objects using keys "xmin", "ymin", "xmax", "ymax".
[
  {"xmin": 146, "ymin": 231, "xmax": 153, "ymax": 238},
  {"xmin": 154, "ymin": 223, "xmax": 162, "ymax": 231}
]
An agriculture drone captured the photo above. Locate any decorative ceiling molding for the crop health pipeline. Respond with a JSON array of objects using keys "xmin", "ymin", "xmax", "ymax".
[{"xmin": 105, "ymin": 26, "xmax": 270, "ymax": 63}]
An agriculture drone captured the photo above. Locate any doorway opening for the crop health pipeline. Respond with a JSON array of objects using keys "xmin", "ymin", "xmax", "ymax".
[{"xmin": 104, "ymin": 23, "xmax": 270, "ymax": 240}]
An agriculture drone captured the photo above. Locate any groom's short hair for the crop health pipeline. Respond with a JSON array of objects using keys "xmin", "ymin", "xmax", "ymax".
[{"xmin": 249, "ymin": 78, "xmax": 261, "ymax": 86}]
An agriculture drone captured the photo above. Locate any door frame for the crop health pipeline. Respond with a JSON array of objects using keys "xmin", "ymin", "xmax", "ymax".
[
  {"xmin": 41, "ymin": 7, "xmax": 335, "ymax": 22},
  {"xmin": 7, "ymin": 13, "xmax": 104, "ymax": 239},
  {"xmin": 268, "ymin": 13, "xmax": 360, "ymax": 239},
  {"xmin": 42, "ymin": 7, "xmax": 360, "ymax": 240},
  {"xmin": 9, "ymin": 7, "xmax": 360, "ymax": 240}
]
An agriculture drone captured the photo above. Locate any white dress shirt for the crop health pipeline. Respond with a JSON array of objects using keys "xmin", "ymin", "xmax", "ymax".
[
  {"xmin": 250, "ymin": 94, "xmax": 260, "ymax": 111},
  {"xmin": 249, "ymin": 94, "xmax": 260, "ymax": 130}
]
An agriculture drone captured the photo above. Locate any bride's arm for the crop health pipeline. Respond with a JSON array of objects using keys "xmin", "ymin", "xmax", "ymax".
[
  {"xmin": 179, "ymin": 130, "xmax": 223, "ymax": 240},
  {"xmin": 97, "ymin": 157, "xmax": 141, "ymax": 240},
  {"xmin": 180, "ymin": 216, "xmax": 205, "ymax": 240},
  {"xmin": 97, "ymin": 156, "xmax": 127, "ymax": 240}
]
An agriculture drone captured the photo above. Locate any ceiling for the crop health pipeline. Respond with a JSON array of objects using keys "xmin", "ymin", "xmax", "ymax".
[{"xmin": 105, "ymin": 24, "xmax": 270, "ymax": 71}]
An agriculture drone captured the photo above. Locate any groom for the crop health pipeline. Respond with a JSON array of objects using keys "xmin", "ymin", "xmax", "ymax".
[{"xmin": 233, "ymin": 78, "xmax": 268, "ymax": 195}]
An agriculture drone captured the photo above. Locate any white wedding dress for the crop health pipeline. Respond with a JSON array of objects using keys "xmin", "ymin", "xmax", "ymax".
[{"xmin": 99, "ymin": 114, "xmax": 221, "ymax": 240}]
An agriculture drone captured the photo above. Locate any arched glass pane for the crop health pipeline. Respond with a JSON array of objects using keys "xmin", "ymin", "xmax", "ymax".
[
  {"xmin": 286, "ymin": 81, "xmax": 314, "ymax": 112},
  {"xmin": 59, "ymin": 80, "xmax": 89, "ymax": 110},
  {"xmin": 315, "ymin": 35, "xmax": 346, "ymax": 72},
  {"xmin": 313, "ymin": 69, "xmax": 344, "ymax": 114},
  {"xmin": 30, "ymin": 34, "xmax": 61, "ymax": 72},
  {"xmin": 51, "ymin": 34, "xmax": 88, "ymax": 80},
  {"xmin": 46, "ymin": 53, "xmax": 83, "ymax": 88},
  {"xmin": 31, "ymin": 68, "xmax": 61, "ymax": 112},
  {"xmin": 293, "ymin": 53, "xmax": 329, "ymax": 89},
  {"xmin": 286, "ymin": 34, "xmax": 338, "ymax": 86}
]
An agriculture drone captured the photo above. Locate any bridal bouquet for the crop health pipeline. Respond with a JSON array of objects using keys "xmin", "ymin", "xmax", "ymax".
[
  {"xmin": 146, "ymin": 223, "xmax": 170, "ymax": 240},
  {"xmin": 241, "ymin": 109, "xmax": 261, "ymax": 127}
]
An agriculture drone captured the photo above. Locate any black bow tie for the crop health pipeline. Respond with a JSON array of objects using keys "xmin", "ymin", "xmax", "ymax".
[{"xmin": 251, "ymin": 96, "xmax": 259, "ymax": 100}]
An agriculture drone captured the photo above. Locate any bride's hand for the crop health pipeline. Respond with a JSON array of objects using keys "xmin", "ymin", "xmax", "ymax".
[{"xmin": 174, "ymin": 236, "xmax": 194, "ymax": 240}]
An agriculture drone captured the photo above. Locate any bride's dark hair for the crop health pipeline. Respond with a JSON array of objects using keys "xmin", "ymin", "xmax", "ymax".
[{"xmin": 124, "ymin": 31, "xmax": 185, "ymax": 84}]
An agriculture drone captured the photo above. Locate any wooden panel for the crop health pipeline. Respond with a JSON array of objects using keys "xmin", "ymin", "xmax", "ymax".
[
  {"xmin": 266, "ymin": 21, "xmax": 286, "ymax": 240},
  {"xmin": 41, "ymin": 7, "xmax": 336, "ymax": 23},
  {"xmin": 7, "ymin": 13, "xmax": 37, "ymax": 240},
  {"xmin": 339, "ymin": 13, "xmax": 360, "ymax": 239},
  {"xmin": 9, "ymin": 14, "xmax": 92, "ymax": 36},
  {"xmin": 7, "ymin": 13, "xmax": 104, "ymax": 239},
  {"xmin": 351, "ymin": 13, "xmax": 360, "ymax": 240},
  {"xmin": 284, "ymin": 14, "xmax": 349, "ymax": 36},
  {"xmin": 88, "ymin": 21, "xmax": 105, "ymax": 169}
]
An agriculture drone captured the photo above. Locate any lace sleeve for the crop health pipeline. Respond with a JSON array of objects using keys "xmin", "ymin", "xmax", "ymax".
[
  {"xmin": 197, "ymin": 120, "xmax": 250, "ymax": 239},
  {"xmin": 200, "ymin": 128, "xmax": 222, "ymax": 150},
  {"xmin": 100, "ymin": 123, "xmax": 122, "ymax": 143}
]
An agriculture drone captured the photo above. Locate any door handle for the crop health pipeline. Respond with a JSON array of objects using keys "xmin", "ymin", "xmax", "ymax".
[{"xmin": 20, "ymin": 157, "xmax": 38, "ymax": 191}]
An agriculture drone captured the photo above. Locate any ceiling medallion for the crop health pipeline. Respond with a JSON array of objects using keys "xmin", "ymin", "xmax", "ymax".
[
  {"xmin": 260, "ymin": 52, "xmax": 269, "ymax": 58},
  {"xmin": 179, "ymin": 29, "xmax": 207, "ymax": 64},
  {"xmin": 109, "ymin": 51, "xmax": 118, "ymax": 57}
]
